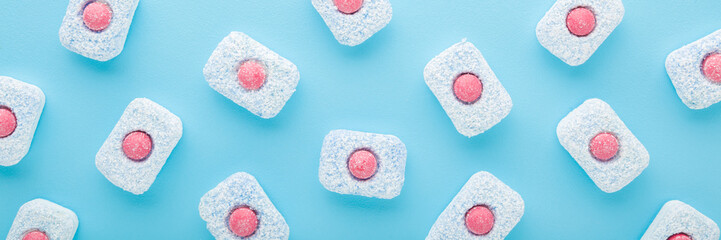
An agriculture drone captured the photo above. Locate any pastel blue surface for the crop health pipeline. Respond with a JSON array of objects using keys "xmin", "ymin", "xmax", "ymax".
[{"xmin": 1, "ymin": 0, "xmax": 720, "ymax": 239}]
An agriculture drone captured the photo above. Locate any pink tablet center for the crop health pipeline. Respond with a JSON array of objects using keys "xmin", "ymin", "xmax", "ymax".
[
  {"xmin": 122, "ymin": 131, "xmax": 153, "ymax": 161},
  {"xmin": 347, "ymin": 149, "xmax": 377, "ymax": 180},
  {"xmin": 668, "ymin": 233, "xmax": 692, "ymax": 240},
  {"xmin": 83, "ymin": 1, "xmax": 112, "ymax": 32},
  {"xmin": 0, "ymin": 107, "xmax": 17, "ymax": 138},
  {"xmin": 22, "ymin": 231, "xmax": 48, "ymax": 240},
  {"xmin": 453, "ymin": 73, "xmax": 483, "ymax": 104},
  {"xmin": 238, "ymin": 61, "xmax": 266, "ymax": 90},
  {"xmin": 590, "ymin": 132, "xmax": 618, "ymax": 161},
  {"xmin": 566, "ymin": 7, "xmax": 596, "ymax": 37},
  {"xmin": 465, "ymin": 205, "xmax": 494, "ymax": 235},
  {"xmin": 334, "ymin": 0, "xmax": 363, "ymax": 14},
  {"xmin": 703, "ymin": 53, "xmax": 721, "ymax": 83},
  {"xmin": 229, "ymin": 207, "xmax": 258, "ymax": 238}
]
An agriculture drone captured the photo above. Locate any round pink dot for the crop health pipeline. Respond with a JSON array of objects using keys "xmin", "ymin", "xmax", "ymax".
[
  {"xmin": 22, "ymin": 231, "xmax": 48, "ymax": 240},
  {"xmin": 453, "ymin": 73, "xmax": 483, "ymax": 104},
  {"xmin": 347, "ymin": 150, "xmax": 377, "ymax": 180},
  {"xmin": 668, "ymin": 233, "xmax": 692, "ymax": 240},
  {"xmin": 83, "ymin": 2, "xmax": 112, "ymax": 32},
  {"xmin": 465, "ymin": 205, "xmax": 494, "ymax": 235},
  {"xmin": 566, "ymin": 7, "xmax": 596, "ymax": 37},
  {"xmin": 703, "ymin": 53, "xmax": 721, "ymax": 83},
  {"xmin": 0, "ymin": 107, "xmax": 17, "ymax": 138},
  {"xmin": 122, "ymin": 131, "xmax": 153, "ymax": 161},
  {"xmin": 590, "ymin": 132, "xmax": 618, "ymax": 161},
  {"xmin": 237, "ymin": 61, "xmax": 266, "ymax": 90},
  {"xmin": 334, "ymin": 0, "xmax": 363, "ymax": 14},
  {"xmin": 228, "ymin": 207, "xmax": 258, "ymax": 238}
]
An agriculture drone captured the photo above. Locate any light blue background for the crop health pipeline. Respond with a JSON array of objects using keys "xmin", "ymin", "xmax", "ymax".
[{"xmin": 1, "ymin": 0, "xmax": 720, "ymax": 239}]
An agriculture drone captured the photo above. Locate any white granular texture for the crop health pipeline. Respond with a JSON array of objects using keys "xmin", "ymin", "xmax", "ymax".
[
  {"xmin": 312, "ymin": 0, "xmax": 392, "ymax": 46},
  {"xmin": 0, "ymin": 76, "xmax": 45, "ymax": 167},
  {"xmin": 199, "ymin": 172, "xmax": 289, "ymax": 240},
  {"xmin": 641, "ymin": 200, "xmax": 720, "ymax": 240},
  {"xmin": 318, "ymin": 129, "xmax": 406, "ymax": 199},
  {"xmin": 6, "ymin": 199, "xmax": 78, "ymax": 240},
  {"xmin": 204, "ymin": 32, "xmax": 300, "ymax": 119},
  {"xmin": 96, "ymin": 98, "xmax": 183, "ymax": 195},
  {"xmin": 424, "ymin": 40, "xmax": 513, "ymax": 137},
  {"xmin": 536, "ymin": 0, "xmax": 624, "ymax": 66},
  {"xmin": 557, "ymin": 98, "xmax": 649, "ymax": 193},
  {"xmin": 426, "ymin": 171, "xmax": 524, "ymax": 240},
  {"xmin": 666, "ymin": 29, "xmax": 721, "ymax": 109},
  {"xmin": 59, "ymin": 0, "xmax": 140, "ymax": 61}
]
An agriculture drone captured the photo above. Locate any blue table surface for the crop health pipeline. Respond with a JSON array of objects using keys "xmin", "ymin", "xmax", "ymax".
[{"xmin": 1, "ymin": 1, "xmax": 721, "ymax": 239}]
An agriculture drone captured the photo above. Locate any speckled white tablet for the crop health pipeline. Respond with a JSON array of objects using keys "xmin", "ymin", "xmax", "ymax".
[
  {"xmin": 424, "ymin": 39, "xmax": 513, "ymax": 137},
  {"xmin": 557, "ymin": 98, "xmax": 649, "ymax": 193},
  {"xmin": 199, "ymin": 172, "xmax": 289, "ymax": 240},
  {"xmin": 6, "ymin": 199, "xmax": 78, "ymax": 240},
  {"xmin": 641, "ymin": 200, "xmax": 720, "ymax": 240},
  {"xmin": 203, "ymin": 32, "xmax": 300, "ymax": 119},
  {"xmin": 312, "ymin": 0, "xmax": 392, "ymax": 46},
  {"xmin": 426, "ymin": 171, "xmax": 524, "ymax": 240},
  {"xmin": 666, "ymin": 29, "xmax": 721, "ymax": 109},
  {"xmin": 95, "ymin": 98, "xmax": 182, "ymax": 195},
  {"xmin": 319, "ymin": 129, "xmax": 407, "ymax": 199},
  {"xmin": 0, "ymin": 76, "xmax": 45, "ymax": 167},
  {"xmin": 536, "ymin": 0, "xmax": 624, "ymax": 66},
  {"xmin": 59, "ymin": 0, "xmax": 139, "ymax": 61}
]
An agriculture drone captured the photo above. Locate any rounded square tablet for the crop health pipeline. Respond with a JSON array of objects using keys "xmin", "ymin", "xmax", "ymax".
[
  {"xmin": 6, "ymin": 199, "xmax": 79, "ymax": 240},
  {"xmin": 312, "ymin": 0, "xmax": 392, "ymax": 46},
  {"xmin": 0, "ymin": 76, "xmax": 45, "ymax": 167},
  {"xmin": 536, "ymin": 0, "xmax": 624, "ymax": 66},
  {"xmin": 424, "ymin": 40, "xmax": 513, "ymax": 137},
  {"xmin": 426, "ymin": 171, "xmax": 524, "ymax": 240},
  {"xmin": 557, "ymin": 98, "xmax": 649, "ymax": 193},
  {"xmin": 59, "ymin": 0, "xmax": 140, "ymax": 61},
  {"xmin": 203, "ymin": 32, "xmax": 300, "ymax": 119},
  {"xmin": 318, "ymin": 129, "xmax": 407, "ymax": 199},
  {"xmin": 199, "ymin": 172, "xmax": 289, "ymax": 240},
  {"xmin": 666, "ymin": 29, "xmax": 721, "ymax": 109},
  {"xmin": 641, "ymin": 200, "xmax": 720, "ymax": 240},
  {"xmin": 95, "ymin": 98, "xmax": 183, "ymax": 195}
]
